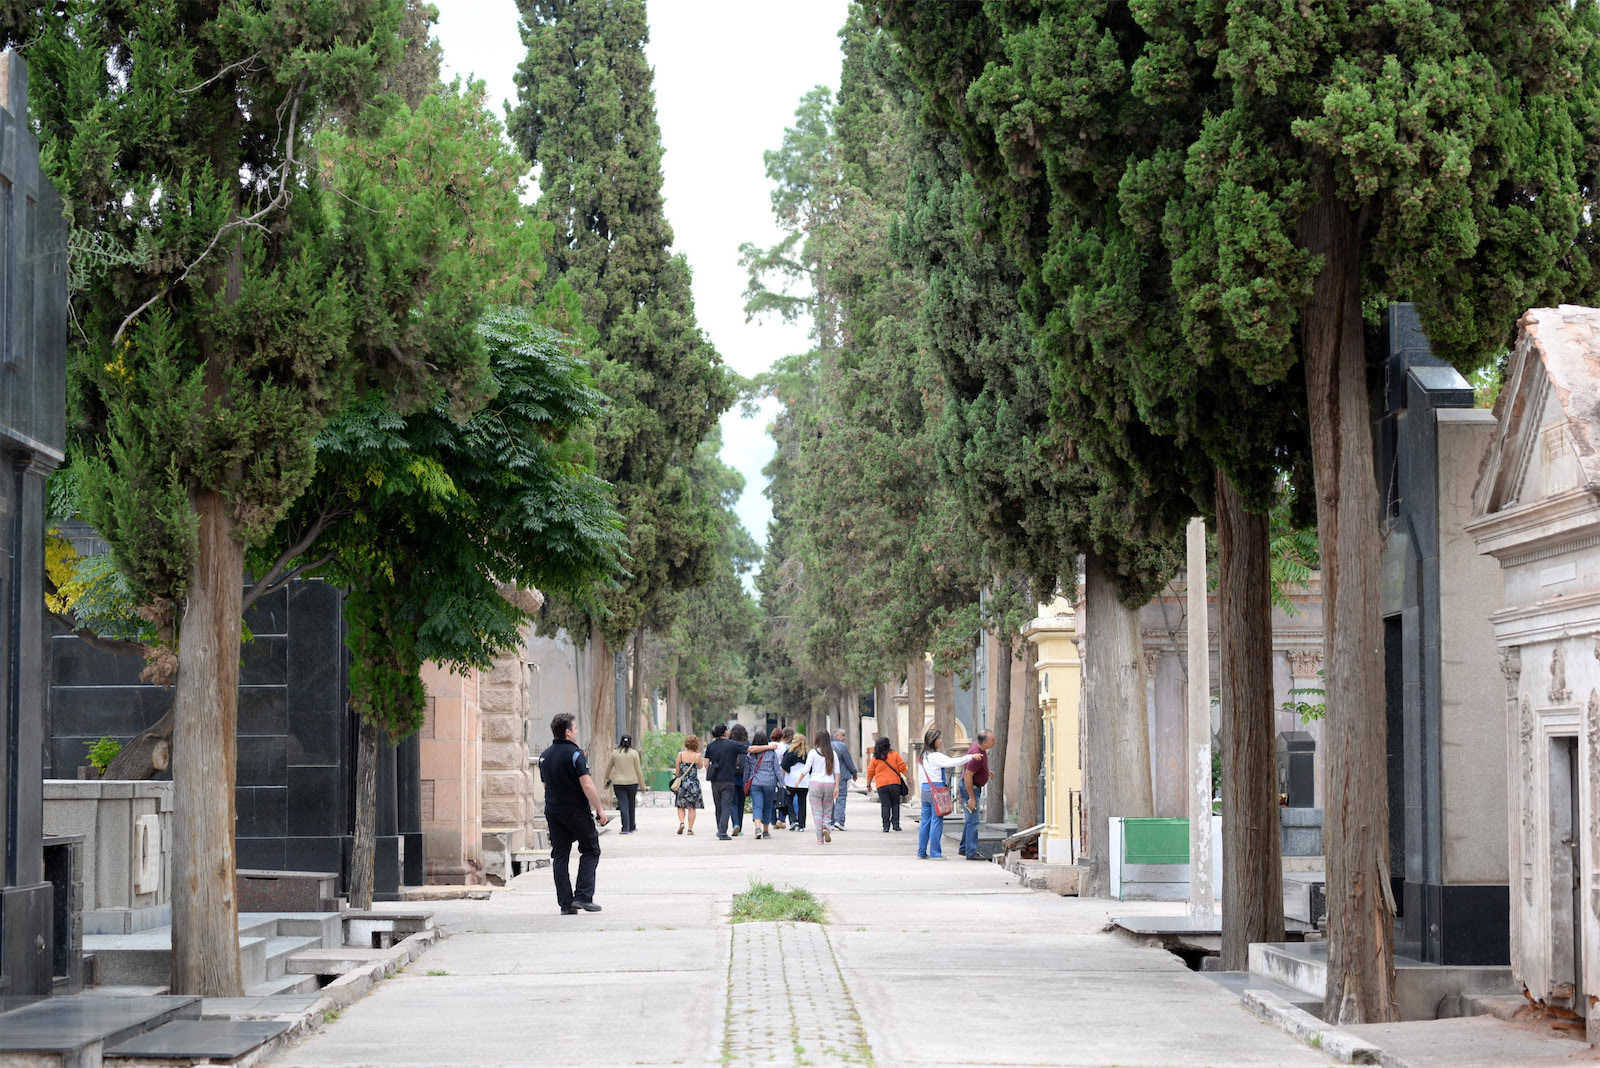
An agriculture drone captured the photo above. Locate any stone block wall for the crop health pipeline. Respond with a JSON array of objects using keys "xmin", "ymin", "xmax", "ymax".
[
  {"xmin": 41, "ymin": 779, "xmax": 173, "ymax": 934},
  {"xmin": 480, "ymin": 649, "xmax": 534, "ymax": 831}
]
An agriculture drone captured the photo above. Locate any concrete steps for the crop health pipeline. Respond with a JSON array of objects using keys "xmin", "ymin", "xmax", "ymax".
[
  {"xmin": 85, "ymin": 913, "xmax": 342, "ymax": 991},
  {"xmin": 1204, "ymin": 970, "xmax": 1326, "ymax": 1016},
  {"xmin": 1248, "ymin": 941, "xmax": 1521, "ymax": 1020},
  {"xmin": 245, "ymin": 972, "xmax": 320, "ymax": 998}
]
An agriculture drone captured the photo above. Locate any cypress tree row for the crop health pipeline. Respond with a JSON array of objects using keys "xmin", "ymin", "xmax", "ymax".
[
  {"xmin": 6, "ymin": 0, "xmax": 534, "ymax": 996},
  {"xmin": 511, "ymin": 0, "xmax": 735, "ymax": 753}
]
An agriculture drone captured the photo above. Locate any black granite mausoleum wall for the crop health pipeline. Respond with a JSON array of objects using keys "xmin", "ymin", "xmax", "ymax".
[{"xmin": 48, "ymin": 573, "xmax": 418, "ymax": 895}]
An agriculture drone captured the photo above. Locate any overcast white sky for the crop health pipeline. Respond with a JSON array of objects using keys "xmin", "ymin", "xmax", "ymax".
[{"xmin": 432, "ymin": 0, "xmax": 850, "ymax": 561}]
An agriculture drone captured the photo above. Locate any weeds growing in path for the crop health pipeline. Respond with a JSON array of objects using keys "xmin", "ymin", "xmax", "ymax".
[{"xmin": 729, "ymin": 881, "xmax": 825, "ymax": 924}]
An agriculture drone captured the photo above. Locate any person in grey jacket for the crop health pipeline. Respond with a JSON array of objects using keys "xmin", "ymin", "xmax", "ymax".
[{"xmin": 830, "ymin": 729, "xmax": 859, "ymax": 828}]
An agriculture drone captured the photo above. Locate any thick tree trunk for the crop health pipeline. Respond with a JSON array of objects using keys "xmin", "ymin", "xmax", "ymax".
[
  {"xmin": 349, "ymin": 717, "xmax": 380, "ymax": 911},
  {"xmin": 845, "ymin": 690, "xmax": 860, "ymax": 762},
  {"xmin": 587, "ymin": 622, "xmax": 615, "ymax": 764},
  {"xmin": 875, "ymin": 680, "xmax": 897, "ymax": 752},
  {"xmin": 169, "ymin": 489, "xmax": 244, "ymax": 997},
  {"xmin": 1216, "ymin": 473, "xmax": 1285, "ymax": 969},
  {"xmin": 105, "ymin": 705, "xmax": 173, "ymax": 780},
  {"xmin": 908, "ymin": 656, "xmax": 927, "ymax": 744},
  {"xmin": 1301, "ymin": 162, "xmax": 1396, "ymax": 1024},
  {"xmin": 631, "ymin": 627, "xmax": 646, "ymax": 741},
  {"xmin": 987, "ymin": 632, "xmax": 1014, "ymax": 823},
  {"xmin": 1017, "ymin": 640, "xmax": 1041, "ymax": 829},
  {"xmin": 1082, "ymin": 554, "xmax": 1154, "ymax": 897},
  {"xmin": 933, "ymin": 669, "xmax": 956, "ymax": 743},
  {"xmin": 667, "ymin": 673, "xmax": 683, "ymax": 735}
]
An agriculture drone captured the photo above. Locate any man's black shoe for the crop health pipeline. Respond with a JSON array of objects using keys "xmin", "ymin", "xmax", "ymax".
[
  {"xmin": 716, "ymin": 834, "xmax": 731, "ymax": 840},
  {"xmin": 560, "ymin": 906, "xmax": 579, "ymax": 915},
  {"xmin": 574, "ymin": 900, "xmax": 602, "ymax": 912},
  {"xmin": 965, "ymin": 853, "xmax": 987, "ymax": 861}
]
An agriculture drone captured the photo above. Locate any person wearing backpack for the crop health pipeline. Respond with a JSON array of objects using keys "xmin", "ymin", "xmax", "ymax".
[
  {"xmin": 866, "ymin": 736, "xmax": 909, "ymax": 833},
  {"xmin": 916, "ymin": 727, "xmax": 976, "ymax": 860}
]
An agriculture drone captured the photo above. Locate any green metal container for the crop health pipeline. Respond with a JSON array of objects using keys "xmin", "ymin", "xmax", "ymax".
[
  {"xmin": 646, "ymin": 769, "xmax": 673, "ymax": 792},
  {"xmin": 1122, "ymin": 817, "xmax": 1190, "ymax": 865}
]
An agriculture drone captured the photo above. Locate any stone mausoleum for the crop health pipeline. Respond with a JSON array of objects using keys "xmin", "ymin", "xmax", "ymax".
[
  {"xmin": 1471, "ymin": 304, "xmax": 1600, "ymax": 1041},
  {"xmin": 0, "ymin": 48, "xmax": 69, "ymax": 1002}
]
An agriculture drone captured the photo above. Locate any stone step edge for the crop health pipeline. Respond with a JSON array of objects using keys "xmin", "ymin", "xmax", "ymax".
[
  {"xmin": 173, "ymin": 925, "xmax": 447, "ymax": 1068},
  {"xmin": 1240, "ymin": 990, "xmax": 1382, "ymax": 1065}
]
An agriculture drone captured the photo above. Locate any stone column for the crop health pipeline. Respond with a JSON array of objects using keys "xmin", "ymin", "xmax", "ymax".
[
  {"xmin": 1499, "ymin": 647, "xmax": 1523, "ymax": 977},
  {"xmin": 480, "ymin": 649, "xmax": 534, "ymax": 833},
  {"xmin": 1023, "ymin": 601, "xmax": 1082, "ymax": 865},
  {"xmin": 1186, "ymin": 517, "xmax": 1214, "ymax": 919},
  {"xmin": 1286, "ymin": 648, "xmax": 1325, "ymax": 808}
]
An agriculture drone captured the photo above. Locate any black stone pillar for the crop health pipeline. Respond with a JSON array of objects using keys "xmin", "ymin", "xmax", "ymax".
[{"xmin": 1375, "ymin": 303, "xmax": 1510, "ymax": 965}]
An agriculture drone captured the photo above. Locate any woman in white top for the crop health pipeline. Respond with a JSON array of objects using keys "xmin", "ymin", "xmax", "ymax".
[
  {"xmin": 800, "ymin": 730, "xmax": 840, "ymax": 844},
  {"xmin": 916, "ymin": 727, "xmax": 976, "ymax": 859}
]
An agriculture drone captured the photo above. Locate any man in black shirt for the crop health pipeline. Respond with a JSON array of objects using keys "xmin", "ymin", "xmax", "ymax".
[
  {"xmin": 703, "ymin": 722, "xmax": 747, "ymax": 841},
  {"xmin": 538, "ymin": 713, "xmax": 609, "ymax": 914}
]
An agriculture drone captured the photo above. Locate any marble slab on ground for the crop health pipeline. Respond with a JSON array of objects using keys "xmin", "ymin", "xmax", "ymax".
[
  {"xmin": 1341, "ymin": 1015, "xmax": 1599, "ymax": 1067},
  {"xmin": 1112, "ymin": 913, "xmax": 1318, "ymax": 935},
  {"xmin": 106, "ymin": 1019, "xmax": 291, "ymax": 1058},
  {"xmin": 0, "ymin": 995, "xmax": 199, "ymax": 1052},
  {"xmin": 201, "ymin": 995, "xmax": 321, "ymax": 1018}
]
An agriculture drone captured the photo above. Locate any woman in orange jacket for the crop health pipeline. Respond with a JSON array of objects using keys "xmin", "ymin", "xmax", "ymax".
[{"xmin": 865, "ymin": 736, "xmax": 910, "ymax": 833}]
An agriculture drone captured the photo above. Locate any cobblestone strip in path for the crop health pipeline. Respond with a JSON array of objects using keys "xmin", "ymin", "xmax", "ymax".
[{"xmin": 724, "ymin": 922, "xmax": 872, "ymax": 1067}]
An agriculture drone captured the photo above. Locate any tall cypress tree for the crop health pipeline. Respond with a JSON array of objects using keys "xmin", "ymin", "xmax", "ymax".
[
  {"xmin": 886, "ymin": 0, "xmax": 1600, "ymax": 1019},
  {"xmin": 6, "ymin": 0, "xmax": 524, "ymax": 996},
  {"xmin": 510, "ymin": 0, "xmax": 734, "ymax": 753}
]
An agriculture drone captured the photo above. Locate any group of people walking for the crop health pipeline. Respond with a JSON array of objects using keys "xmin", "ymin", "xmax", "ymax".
[
  {"xmin": 650, "ymin": 721, "xmax": 998, "ymax": 859},
  {"xmin": 538, "ymin": 711, "xmax": 1002, "ymax": 915}
]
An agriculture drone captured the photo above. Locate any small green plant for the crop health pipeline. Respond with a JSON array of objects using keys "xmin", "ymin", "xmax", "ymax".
[
  {"xmin": 639, "ymin": 728, "xmax": 686, "ymax": 774},
  {"xmin": 322, "ymin": 1008, "xmax": 342, "ymax": 1024},
  {"xmin": 425, "ymin": 969, "xmax": 449, "ymax": 976},
  {"xmin": 729, "ymin": 880, "xmax": 825, "ymax": 924},
  {"xmin": 1282, "ymin": 671, "xmax": 1327, "ymax": 723},
  {"xmin": 85, "ymin": 736, "xmax": 121, "ymax": 774}
]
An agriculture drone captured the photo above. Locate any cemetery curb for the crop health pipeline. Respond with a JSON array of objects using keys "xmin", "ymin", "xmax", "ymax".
[
  {"xmin": 1239, "ymin": 990, "xmax": 1381, "ymax": 1064},
  {"xmin": 225, "ymin": 926, "xmax": 447, "ymax": 1068}
]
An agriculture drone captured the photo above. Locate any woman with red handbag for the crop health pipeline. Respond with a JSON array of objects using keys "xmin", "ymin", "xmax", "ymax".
[{"xmin": 916, "ymin": 727, "xmax": 976, "ymax": 860}]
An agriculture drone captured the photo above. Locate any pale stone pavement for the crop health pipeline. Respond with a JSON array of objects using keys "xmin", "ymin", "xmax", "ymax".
[{"xmin": 267, "ymin": 792, "xmax": 1335, "ymax": 1068}]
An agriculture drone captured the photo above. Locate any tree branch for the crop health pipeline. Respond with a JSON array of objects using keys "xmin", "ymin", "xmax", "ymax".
[
  {"xmin": 45, "ymin": 606, "xmax": 147, "ymax": 658},
  {"xmin": 241, "ymin": 504, "xmax": 343, "ymax": 611},
  {"xmin": 114, "ymin": 76, "xmax": 309, "ymax": 344},
  {"xmin": 242, "ymin": 552, "xmax": 335, "ymax": 611},
  {"xmin": 178, "ymin": 51, "xmax": 263, "ymax": 95}
]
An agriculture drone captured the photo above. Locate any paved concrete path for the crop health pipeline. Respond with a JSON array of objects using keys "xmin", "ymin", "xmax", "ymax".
[{"xmin": 268, "ymin": 792, "xmax": 1333, "ymax": 1067}]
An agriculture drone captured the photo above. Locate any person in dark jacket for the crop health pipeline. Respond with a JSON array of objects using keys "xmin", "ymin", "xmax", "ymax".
[
  {"xmin": 538, "ymin": 713, "xmax": 609, "ymax": 914},
  {"xmin": 704, "ymin": 722, "xmax": 747, "ymax": 841},
  {"xmin": 830, "ymin": 729, "xmax": 859, "ymax": 828}
]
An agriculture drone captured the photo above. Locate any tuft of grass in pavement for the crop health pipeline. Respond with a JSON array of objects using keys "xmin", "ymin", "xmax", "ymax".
[{"xmin": 730, "ymin": 880, "xmax": 826, "ymax": 924}]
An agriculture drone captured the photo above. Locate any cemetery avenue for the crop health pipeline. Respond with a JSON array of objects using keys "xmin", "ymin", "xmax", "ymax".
[{"xmin": 3, "ymin": 2, "xmax": 1600, "ymax": 1067}]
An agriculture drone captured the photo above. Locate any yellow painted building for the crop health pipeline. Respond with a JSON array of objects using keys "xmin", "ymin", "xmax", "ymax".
[{"xmin": 1022, "ymin": 597, "xmax": 1083, "ymax": 864}]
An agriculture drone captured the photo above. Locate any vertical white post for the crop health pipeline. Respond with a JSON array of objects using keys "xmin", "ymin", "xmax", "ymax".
[{"xmin": 1186, "ymin": 518, "xmax": 1214, "ymax": 919}]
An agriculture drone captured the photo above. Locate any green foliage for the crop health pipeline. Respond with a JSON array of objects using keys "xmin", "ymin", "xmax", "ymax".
[
  {"xmin": 85, "ymin": 736, "xmax": 122, "ymax": 774},
  {"xmin": 269, "ymin": 308, "xmax": 625, "ymax": 738},
  {"xmin": 10, "ymin": 0, "xmax": 531, "ymax": 644},
  {"xmin": 653, "ymin": 434, "xmax": 761, "ymax": 729},
  {"xmin": 639, "ymin": 729, "xmax": 685, "ymax": 775},
  {"xmin": 729, "ymin": 881, "xmax": 826, "ymax": 924},
  {"xmin": 511, "ymin": 0, "xmax": 735, "ymax": 649}
]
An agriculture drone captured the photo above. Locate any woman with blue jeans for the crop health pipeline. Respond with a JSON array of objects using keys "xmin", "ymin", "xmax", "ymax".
[
  {"xmin": 916, "ymin": 727, "xmax": 976, "ymax": 860},
  {"xmin": 744, "ymin": 730, "xmax": 783, "ymax": 839}
]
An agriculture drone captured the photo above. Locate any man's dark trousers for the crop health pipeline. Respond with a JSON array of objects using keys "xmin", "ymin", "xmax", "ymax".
[
  {"xmin": 547, "ymin": 811, "xmax": 601, "ymax": 907},
  {"xmin": 713, "ymin": 781, "xmax": 739, "ymax": 836}
]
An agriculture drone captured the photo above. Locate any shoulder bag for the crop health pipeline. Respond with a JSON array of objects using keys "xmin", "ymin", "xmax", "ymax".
[
  {"xmin": 923, "ymin": 761, "xmax": 954, "ymax": 817},
  {"xmin": 669, "ymin": 759, "xmax": 686, "ymax": 793},
  {"xmin": 894, "ymin": 756, "xmax": 911, "ymax": 799}
]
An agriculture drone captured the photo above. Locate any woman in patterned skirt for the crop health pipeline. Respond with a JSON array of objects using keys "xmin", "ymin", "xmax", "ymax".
[{"xmin": 673, "ymin": 735, "xmax": 706, "ymax": 834}]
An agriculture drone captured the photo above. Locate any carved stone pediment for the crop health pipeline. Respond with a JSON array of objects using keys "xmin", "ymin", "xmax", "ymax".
[{"xmin": 1470, "ymin": 308, "xmax": 1600, "ymax": 569}]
